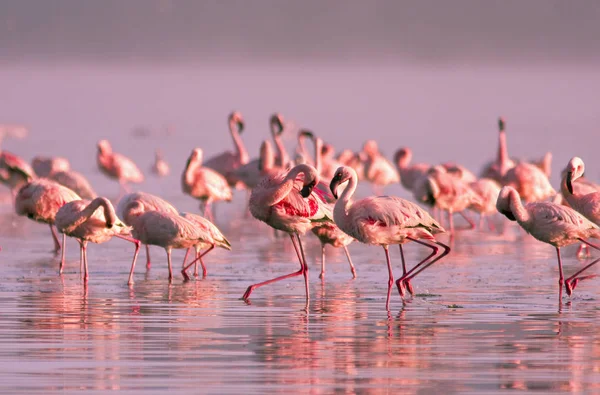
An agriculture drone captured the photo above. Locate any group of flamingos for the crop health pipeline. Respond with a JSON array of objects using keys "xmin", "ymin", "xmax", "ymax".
[{"xmin": 1, "ymin": 114, "xmax": 600, "ymax": 309}]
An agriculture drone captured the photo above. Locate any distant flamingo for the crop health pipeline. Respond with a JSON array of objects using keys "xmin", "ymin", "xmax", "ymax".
[
  {"xmin": 182, "ymin": 148, "xmax": 233, "ymax": 220},
  {"xmin": 361, "ymin": 140, "xmax": 399, "ymax": 193},
  {"xmin": 49, "ymin": 170, "xmax": 97, "ymax": 200},
  {"xmin": 413, "ymin": 166, "xmax": 481, "ymax": 233},
  {"xmin": 480, "ymin": 117, "xmax": 516, "ymax": 182},
  {"xmin": 55, "ymin": 197, "xmax": 140, "ymax": 280},
  {"xmin": 299, "ymin": 130, "xmax": 335, "ymax": 202},
  {"xmin": 0, "ymin": 151, "xmax": 35, "ymax": 194},
  {"xmin": 561, "ymin": 157, "xmax": 600, "ymax": 259},
  {"xmin": 295, "ymin": 129, "xmax": 315, "ymax": 167},
  {"xmin": 311, "ymin": 222, "xmax": 356, "ymax": 279},
  {"xmin": 14, "ymin": 179, "xmax": 81, "ymax": 266},
  {"xmin": 329, "ymin": 166, "xmax": 450, "ymax": 310},
  {"xmin": 233, "ymin": 140, "xmax": 283, "ymax": 190},
  {"xmin": 496, "ymin": 186, "xmax": 600, "ymax": 297},
  {"xmin": 179, "ymin": 212, "xmax": 232, "ymax": 279},
  {"xmin": 502, "ymin": 162, "xmax": 555, "ymax": 203},
  {"xmin": 269, "ymin": 113, "xmax": 291, "ymax": 168},
  {"xmin": 469, "ymin": 178, "xmax": 501, "ymax": 230},
  {"xmin": 151, "ymin": 149, "xmax": 170, "ymax": 177},
  {"xmin": 124, "ymin": 204, "xmax": 210, "ymax": 284},
  {"xmin": 442, "ymin": 163, "xmax": 478, "ymax": 183},
  {"xmin": 204, "ymin": 112, "xmax": 248, "ymax": 188},
  {"xmin": 394, "ymin": 147, "xmax": 430, "ymax": 192},
  {"xmin": 117, "ymin": 191, "xmax": 179, "ymax": 269},
  {"xmin": 96, "ymin": 139, "xmax": 144, "ymax": 195},
  {"xmin": 32, "ymin": 156, "xmax": 70, "ymax": 177},
  {"xmin": 336, "ymin": 149, "xmax": 364, "ymax": 181},
  {"xmin": 244, "ymin": 164, "xmax": 332, "ymax": 301}
]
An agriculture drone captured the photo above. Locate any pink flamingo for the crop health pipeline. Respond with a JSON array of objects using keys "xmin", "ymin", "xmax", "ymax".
[
  {"xmin": 0, "ymin": 151, "xmax": 35, "ymax": 194},
  {"xmin": 179, "ymin": 212, "xmax": 232, "ymax": 279},
  {"xmin": 49, "ymin": 170, "xmax": 97, "ymax": 200},
  {"xmin": 182, "ymin": 148, "xmax": 233, "ymax": 220},
  {"xmin": 469, "ymin": 178, "xmax": 501, "ymax": 230},
  {"xmin": 480, "ymin": 117, "xmax": 516, "ymax": 182},
  {"xmin": 501, "ymin": 162, "xmax": 555, "ymax": 203},
  {"xmin": 204, "ymin": 112, "xmax": 248, "ymax": 188},
  {"xmin": 233, "ymin": 140, "xmax": 283, "ymax": 190},
  {"xmin": 361, "ymin": 140, "xmax": 399, "ymax": 193},
  {"xmin": 269, "ymin": 113, "xmax": 291, "ymax": 168},
  {"xmin": 14, "ymin": 179, "xmax": 81, "ymax": 265},
  {"xmin": 125, "ymin": 205, "xmax": 210, "ymax": 284},
  {"xmin": 96, "ymin": 139, "xmax": 144, "ymax": 195},
  {"xmin": 244, "ymin": 164, "xmax": 332, "ymax": 301},
  {"xmin": 151, "ymin": 149, "xmax": 170, "ymax": 177},
  {"xmin": 394, "ymin": 147, "xmax": 430, "ymax": 192},
  {"xmin": 561, "ymin": 157, "xmax": 600, "ymax": 259},
  {"xmin": 295, "ymin": 130, "xmax": 315, "ymax": 167},
  {"xmin": 54, "ymin": 197, "xmax": 140, "ymax": 280},
  {"xmin": 337, "ymin": 149, "xmax": 365, "ymax": 181},
  {"xmin": 413, "ymin": 166, "xmax": 481, "ymax": 233},
  {"xmin": 311, "ymin": 222, "xmax": 356, "ymax": 279},
  {"xmin": 32, "ymin": 156, "xmax": 70, "ymax": 177},
  {"xmin": 117, "ymin": 191, "xmax": 179, "ymax": 269},
  {"xmin": 329, "ymin": 166, "xmax": 450, "ymax": 310},
  {"xmin": 496, "ymin": 186, "xmax": 600, "ymax": 297}
]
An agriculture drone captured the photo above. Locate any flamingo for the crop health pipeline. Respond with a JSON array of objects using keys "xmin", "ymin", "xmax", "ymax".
[
  {"xmin": 412, "ymin": 166, "xmax": 481, "ymax": 233},
  {"xmin": 96, "ymin": 139, "xmax": 144, "ymax": 195},
  {"xmin": 182, "ymin": 148, "xmax": 233, "ymax": 220},
  {"xmin": 124, "ymin": 204, "xmax": 211, "ymax": 284},
  {"xmin": 295, "ymin": 129, "xmax": 315, "ymax": 167},
  {"xmin": 31, "ymin": 156, "xmax": 70, "ymax": 178},
  {"xmin": 0, "ymin": 151, "xmax": 35, "ymax": 194},
  {"xmin": 469, "ymin": 178, "xmax": 502, "ymax": 230},
  {"xmin": 561, "ymin": 157, "xmax": 600, "ymax": 259},
  {"xmin": 48, "ymin": 170, "xmax": 97, "ymax": 200},
  {"xmin": 54, "ymin": 197, "xmax": 140, "ymax": 280},
  {"xmin": 151, "ymin": 149, "xmax": 170, "ymax": 177},
  {"xmin": 361, "ymin": 140, "xmax": 400, "ymax": 193},
  {"xmin": 269, "ymin": 113, "xmax": 291, "ymax": 168},
  {"xmin": 203, "ymin": 112, "xmax": 248, "ymax": 188},
  {"xmin": 337, "ymin": 149, "xmax": 365, "ymax": 181},
  {"xmin": 179, "ymin": 212, "xmax": 232, "ymax": 279},
  {"xmin": 311, "ymin": 222, "xmax": 356, "ymax": 279},
  {"xmin": 233, "ymin": 140, "xmax": 282, "ymax": 190},
  {"xmin": 502, "ymin": 162, "xmax": 555, "ymax": 203},
  {"xmin": 394, "ymin": 147, "xmax": 430, "ymax": 192},
  {"xmin": 14, "ymin": 179, "xmax": 81, "ymax": 266},
  {"xmin": 329, "ymin": 166, "xmax": 450, "ymax": 310},
  {"xmin": 480, "ymin": 117, "xmax": 516, "ymax": 182},
  {"xmin": 244, "ymin": 164, "xmax": 332, "ymax": 301},
  {"xmin": 496, "ymin": 186, "xmax": 600, "ymax": 297}
]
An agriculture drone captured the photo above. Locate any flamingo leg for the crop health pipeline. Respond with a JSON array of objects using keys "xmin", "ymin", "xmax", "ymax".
[
  {"xmin": 182, "ymin": 247, "xmax": 191, "ymax": 269},
  {"xmin": 242, "ymin": 234, "xmax": 307, "ymax": 300},
  {"xmin": 395, "ymin": 239, "xmax": 438, "ymax": 295},
  {"xmin": 111, "ymin": 235, "xmax": 141, "ymax": 285},
  {"xmin": 396, "ymin": 244, "xmax": 408, "ymax": 296},
  {"xmin": 166, "ymin": 248, "xmax": 173, "ymax": 282},
  {"xmin": 296, "ymin": 234, "xmax": 310, "ymax": 302},
  {"xmin": 343, "ymin": 245, "xmax": 357, "ymax": 279},
  {"xmin": 50, "ymin": 224, "xmax": 61, "ymax": 252},
  {"xmin": 487, "ymin": 216, "xmax": 496, "ymax": 232},
  {"xmin": 383, "ymin": 245, "xmax": 394, "ymax": 310},
  {"xmin": 145, "ymin": 244, "xmax": 151, "ymax": 269},
  {"xmin": 565, "ymin": 257, "xmax": 600, "ymax": 296},
  {"xmin": 479, "ymin": 214, "xmax": 484, "ymax": 229},
  {"xmin": 181, "ymin": 245, "xmax": 214, "ymax": 280},
  {"xmin": 448, "ymin": 211, "xmax": 454, "ymax": 234},
  {"xmin": 59, "ymin": 233, "xmax": 66, "ymax": 274},
  {"xmin": 82, "ymin": 241, "xmax": 89, "ymax": 282},
  {"xmin": 398, "ymin": 238, "xmax": 451, "ymax": 293},
  {"xmin": 319, "ymin": 244, "xmax": 326, "ymax": 279},
  {"xmin": 460, "ymin": 211, "xmax": 475, "ymax": 229},
  {"xmin": 78, "ymin": 240, "xmax": 84, "ymax": 276}
]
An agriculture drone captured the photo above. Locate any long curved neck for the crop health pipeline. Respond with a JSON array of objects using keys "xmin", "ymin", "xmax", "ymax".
[
  {"xmin": 271, "ymin": 126, "xmax": 289, "ymax": 167},
  {"xmin": 298, "ymin": 135, "xmax": 310, "ymax": 163},
  {"xmin": 262, "ymin": 165, "xmax": 312, "ymax": 207},
  {"xmin": 333, "ymin": 172, "xmax": 358, "ymax": 233},
  {"xmin": 560, "ymin": 172, "xmax": 580, "ymax": 209},
  {"xmin": 508, "ymin": 189, "xmax": 529, "ymax": 223},
  {"xmin": 71, "ymin": 197, "xmax": 116, "ymax": 229},
  {"xmin": 498, "ymin": 131, "xmax": 510, "ymax": 175},
  {"xmin": 183, "ymin": 157, "xmax": 199, "ymax": 187},
  {"xmin": 260, "ymin": 141, "xmax": 275, "ymax": 174},
  {"xmin": 229, "ymin": 120, "xmax": 249, "ymax": 164},
  {"xmin": 314, "ymin": 138, "xmax": 323, "ymax": 174}
]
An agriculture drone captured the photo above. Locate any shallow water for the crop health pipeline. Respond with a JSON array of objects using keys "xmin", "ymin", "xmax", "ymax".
[{"xmin": 2, "ymin": 62, "xmax": 600, "ymax": 392}]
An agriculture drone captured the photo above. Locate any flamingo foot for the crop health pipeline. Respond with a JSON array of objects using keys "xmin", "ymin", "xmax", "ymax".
[
  {"xmin": 242, "ymin": 286, "xmax": 255, "ymax": 300},
  {"xmin": 404, "ymin": 279, "xmax": 415, "ymax": 296},
  {"xmin": 146, "ymin": 261, "xmax": 151, "ymax": 269},
  {"xmin": 350, "ymin": 267, "xmax": 357, "ymax": 279},
  {"xmin": 395, "ymin": 278, "xmax": 405, "ymax": 297},
  {"xmin": 181, "ymin": 270, "xmax": 191, "ymax": 282},
  {"xmin": 319, "ymin": 271, "xmax": 325, "ymax": 280}
]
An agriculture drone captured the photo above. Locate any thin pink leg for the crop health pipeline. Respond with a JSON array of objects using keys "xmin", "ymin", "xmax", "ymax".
[
  {"xmin": 166, "ymin": 248, "xmax": 173, "ymax": 282},
  {"xmin": 145, "ymin": 244, "xmax": 151, "ymax": 269},
  {"xmin": 50, "ymin": 224, "xmax": 61, "ymax": 252},
  {"xmin": 296, "ymin": 234, "xmax": 310, "ymax": 302},
  {"xmin": 487, "ymin": 216, "xmax": 496, "ymax": 232},
  {"xmin": 479, "ymin": 214, "xmax": 484, "ymax": 229},
  {"xmin": 556, "ymin": 247, "xmax": 564, "ymax": 301},
  {"xmin": 82, "ymin": 241, "xmax": 89, "ymax": 282},
  {"xmin": 459, "ymin": 211, "xmax": 475, "ymax": 230},
  {"xmin": 448, "ymin": 211, "xmax": 454, "ymax": 234},
  {"xmin": 182, "ymin": 247, "xmax": 191, "ymax": 269},
  {"xmin": 396, "ymin": 245, "xmax": 407, "ymax": 296},
  {"xmin": 343, "ymin": 245, "xmax": 357, "ymax": 279},
  {"xmin": 59, "ymin": 233, "xmax": 66, "ymax": 274},
  {"xmin": 113, "ymin": 235, "xmax": 141, "ymax": 285},
  {"xmin": 565, "ymin": 239, "xmax": 600, "ymax": 295},
  {"xmin": 395, "ymin": 239, "xmax": 439, "ymax": 295},
  {"xmin": 242, "ymin": 234, "xmax": 307, "ymax": 300},
  {"xmin": 181, "ymin": 245, "xmax": 214, "ymax": 280},
  {"xmin": 403, "ymin": 239, "xmax": 451, "ymax": 281},
  {"xmin": 383, "ymin": 246, "xmax": 394, "ymax": 310},
  {"xmin": 319, "ymin": 244, "xmax": 326, "ymax": 279}
]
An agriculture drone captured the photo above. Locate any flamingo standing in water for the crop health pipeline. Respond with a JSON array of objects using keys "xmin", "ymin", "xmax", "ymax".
[
  {"xmin": 233, "ymin": 140, "xmax": 283, "ymax": 190},
  {"xmin": 496, "ymin": 186, "xmax": 600, "ymax": 297},
  {"xmin": 502, "ymin": 162, "xmax": 555, "ymax": 203},
  {"xmin": 55, "ymin": 197, "xmax": 140, "ymax": 280},
  {"xmin": 14, "ymin": 179, "xmax": 81, "ymax": 266},
  {"xmin": 151, "ymin": 149, "xmax": 170, "ymax": 177},
  {"xmin": 394, "ymin": 147, "xmax": 430, "ymax": 192},
  {"xmin": 182, "ymin": 148, "xmax": 233, "ymax": 220},
  {"xmin": 561, "ymin": 157, "xmax": 600, "ymax": 259},
  {"xmin": 329, "ymin": 166, "xmax": 450, "ymax": 310},
  {"xmin": 361, "ymin": 140, "xmax": 399, "ymax": 193},
  {"xmin": 244, "ymin": 164, "xmax": 332, "ymax": 302},
  {"xmin": 480, "ymin": 117, "xmax": 516, "ymax": 182},
  {"xmin": 96, "ymin": 139, "xmax": 144, "ymax": 195},
  {"xmin": 204, "ymin": 112, "xmax": 248, "ymax": 188},
  {"xmin": 469, "ymin": 178, "xmax": 501, "ymax": 230},
  {"xmin": 117, "ymin": 191, "xmax": 179, "ymax": 269},
  {"xmin": 179, "ymin": 212, "xmax": 232, "ymax": 280}
]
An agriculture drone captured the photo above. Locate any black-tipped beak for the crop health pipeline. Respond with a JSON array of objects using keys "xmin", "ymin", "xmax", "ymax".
[
  {"xmin": 498, "ymin": 117, "xmax": 505, "ymax": 131},
  {"xmin": 500, "ymin": 209, "xmax": 516, "ymax": 222},
  {"xmin": 329, "ymin": 178, "xmax": 339, "ymax": 200},
  {"xmin": 237, "ymin": 120, "xmax": 244, "ymax": 133},
  {"xmin": 566, "ymin": 171, "xmax": 574, "ymax": 194},
  {"xmin": 301, "ymin": 180, "xmax": 316, "ymax": 198}
]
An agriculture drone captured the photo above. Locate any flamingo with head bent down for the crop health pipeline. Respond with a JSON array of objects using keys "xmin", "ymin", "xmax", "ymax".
[{"xmin": 329, "ymin": 166, "xmax": 450, "ymax": 310}]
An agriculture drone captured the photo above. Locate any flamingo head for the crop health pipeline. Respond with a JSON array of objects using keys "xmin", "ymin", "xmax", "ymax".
[
  {"xmin": 298, "ymin": 129, "xmax": 314, "ymax": 141},
  {"xmin": 329, "ymin": 166, "xmax": 353, "ymax": 200},
  {"xmin": 496, "ymin": 186, "xmax": 517, "ymax": 221},
  {"xmin": 187, "ymin": 148, "xmax": 203, "ymax": 167},
  {"xmin": 362, "ymin": 140, "xmax": 378, "ymax": 157},
  {"xmin": 394, "ymin": 147, "xmax": 412, "ymax": 167},
  {"xmin": 298, "ymin": 165, "xmax": 320, "ymax": 198},
  {"xmin": 97, "ymin": 140, "xmax": 112, "ymax": 154},
  {"xmin": 498, "ymin": 117, "xmax": 506, "ymax": 132},
  {"xmin": 321, "ymin": 143, "xmax": 334, "ymax": 158},
  {"xmin": 565, "ymin": 157, "xmax": 585, "ymax": 194},
  {"xmin": 229, "ymin": 111, "xmax": 245, "ymax": 133},
  {"xmin": 270, "ymin": 113, "xmax": 285, "ymax": 136}
]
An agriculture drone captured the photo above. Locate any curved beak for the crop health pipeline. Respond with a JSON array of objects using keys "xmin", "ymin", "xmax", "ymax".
[
  {"xmin": 329, "ymin": 178, "xmax": 340, "ymax": 200},
  {"xmin": 566, "ymin": 171, "xmax": 574, "ymax": 194},
  {"xmin": 300, "ymin": 180, "xmax": 316, "ymax": 198}
]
